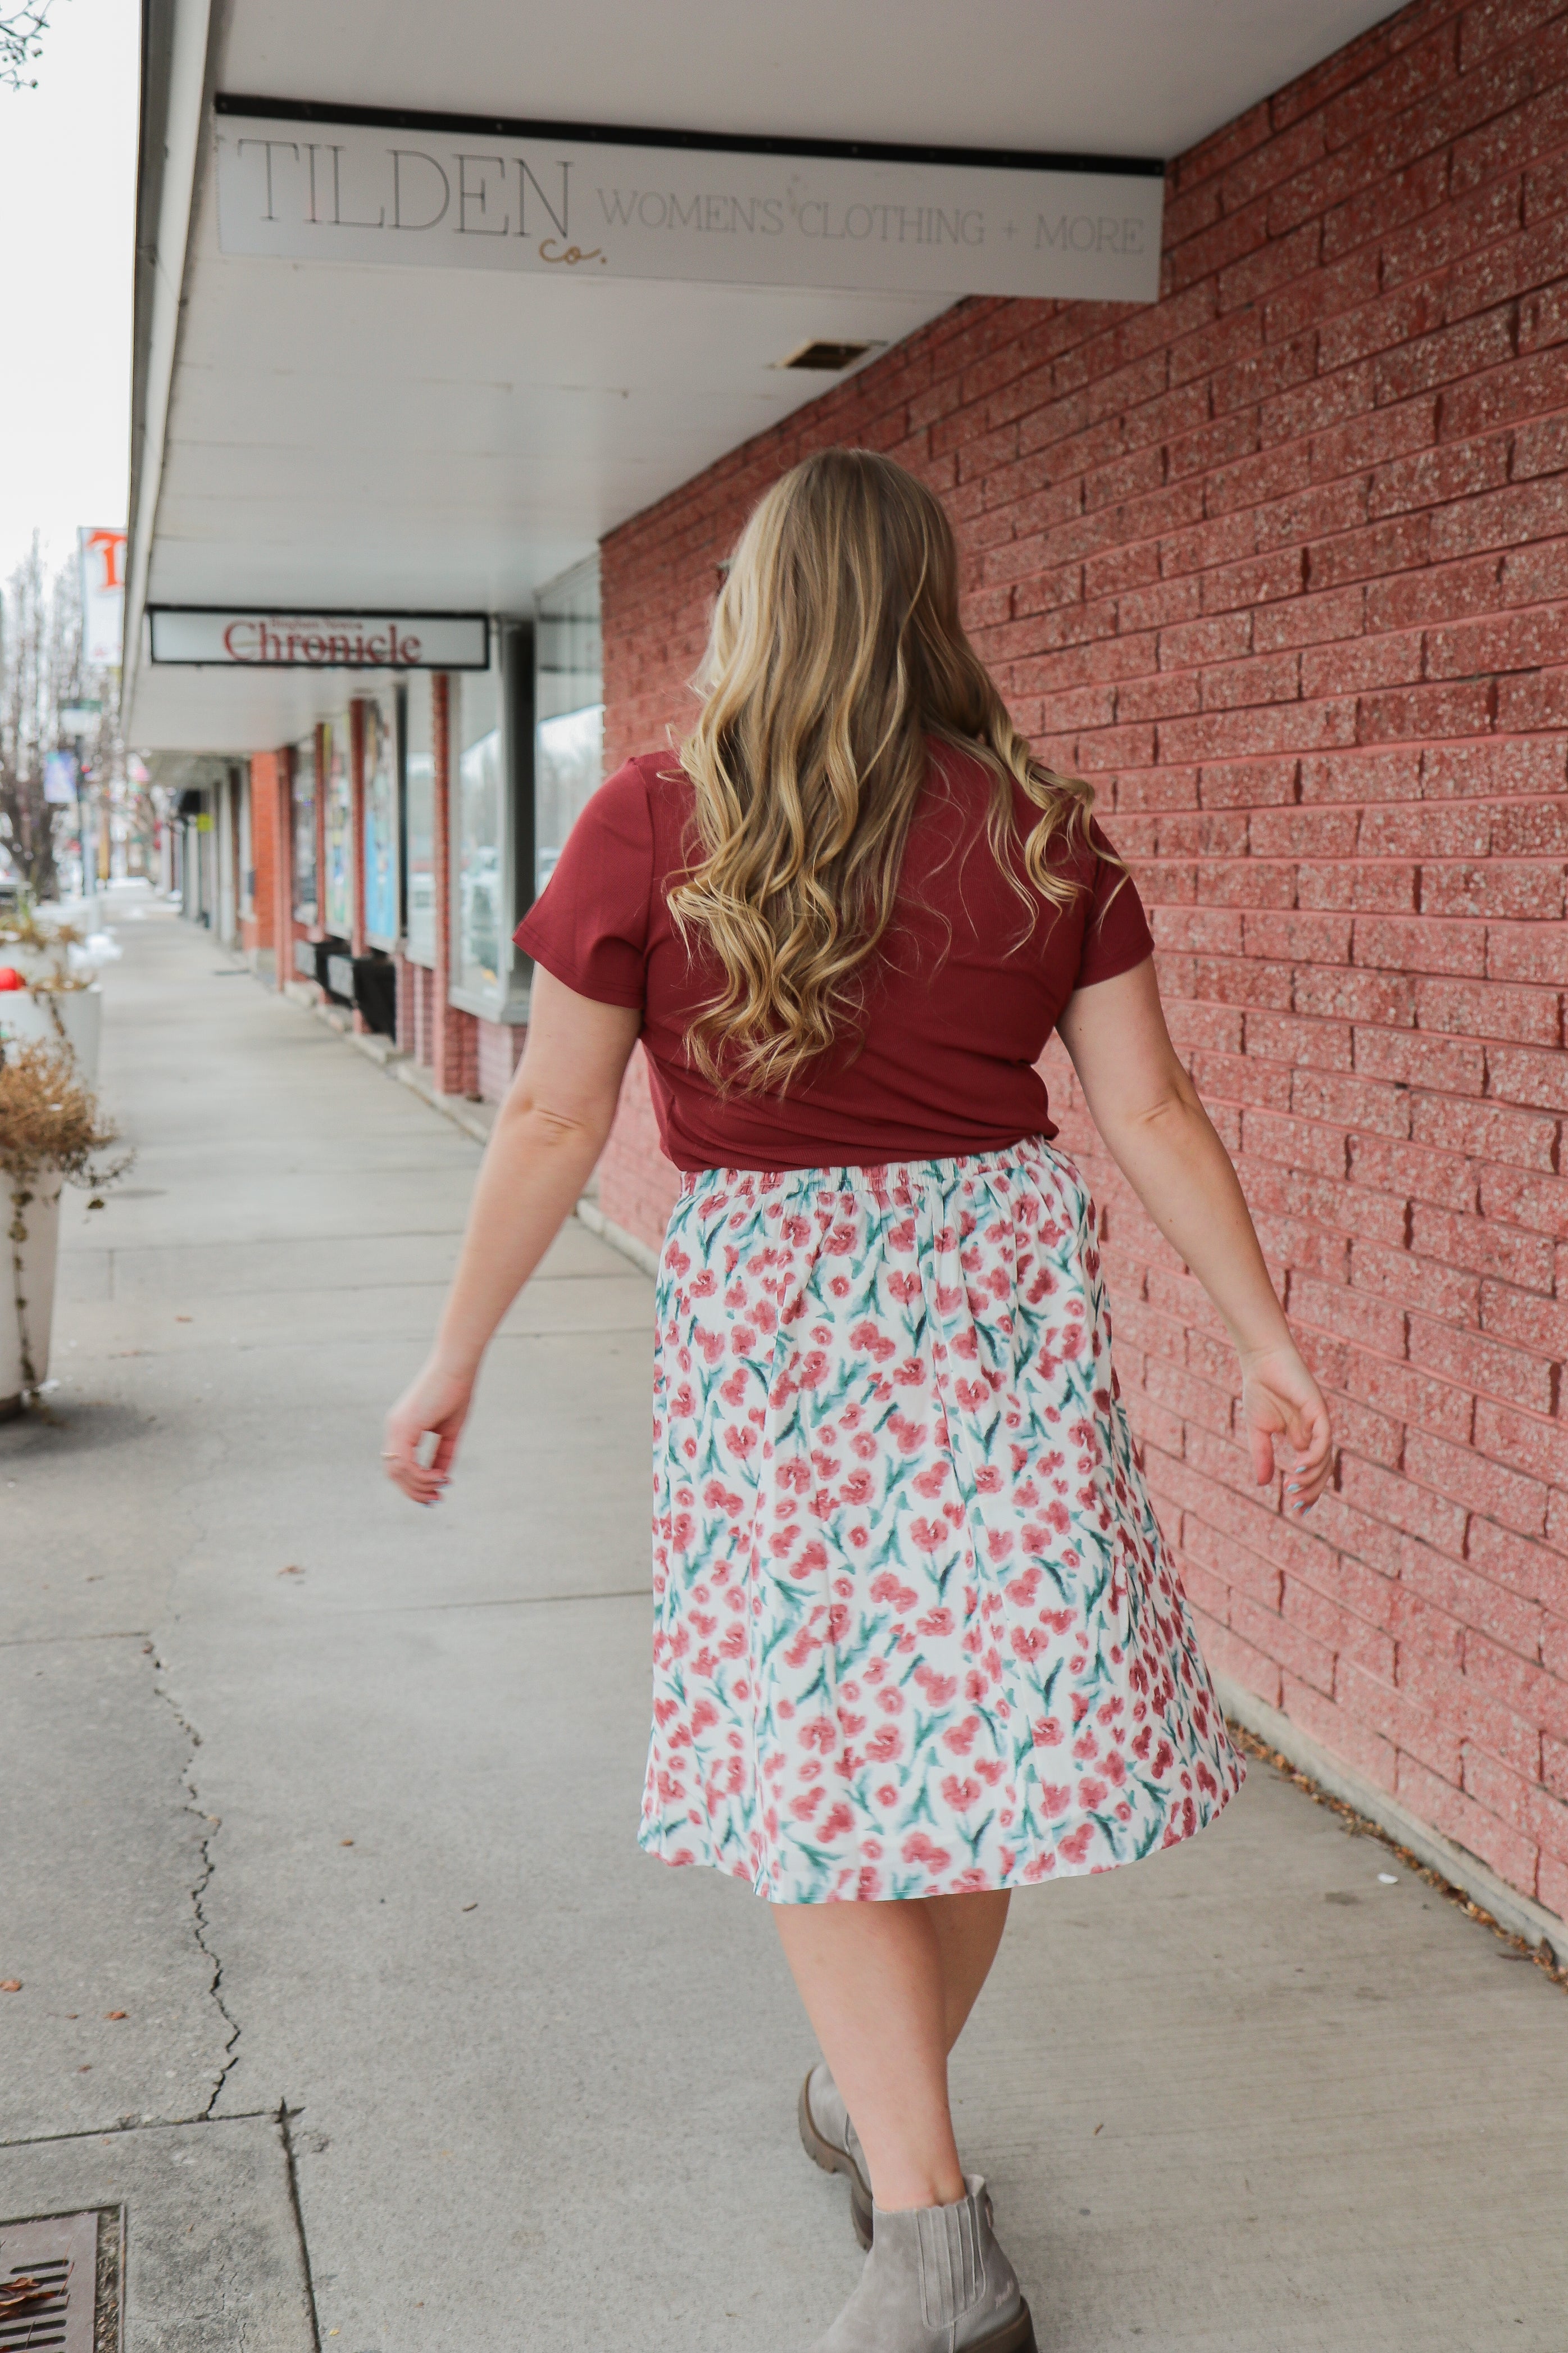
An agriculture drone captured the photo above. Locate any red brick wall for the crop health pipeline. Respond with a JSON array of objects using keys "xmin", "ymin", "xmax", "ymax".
[{"xmin": 598, "ymin": 0, "xmax": 1568, "ymax": 1921}]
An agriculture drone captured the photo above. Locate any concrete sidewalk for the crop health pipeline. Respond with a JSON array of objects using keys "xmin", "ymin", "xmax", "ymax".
[{"xmin": 3, "ymin": 909, "xmax": 1565, "ymax": 2353}]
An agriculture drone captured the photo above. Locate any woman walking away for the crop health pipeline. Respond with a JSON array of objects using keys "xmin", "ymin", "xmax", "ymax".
[{"xmin": 383, "ymin": 449, "xmax": 1333, "ymax": 2351}]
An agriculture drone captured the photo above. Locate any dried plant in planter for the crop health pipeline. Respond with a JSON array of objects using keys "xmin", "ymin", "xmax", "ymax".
[{"xmin": 2, "ymin": 1039, "xmax": 131, "ymax": 1393}]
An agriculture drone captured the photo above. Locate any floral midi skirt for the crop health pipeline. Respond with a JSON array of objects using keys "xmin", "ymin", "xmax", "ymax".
[{"xmin": 639, "ymin": 1138, "xmax": 1243, "ymax": 1903}]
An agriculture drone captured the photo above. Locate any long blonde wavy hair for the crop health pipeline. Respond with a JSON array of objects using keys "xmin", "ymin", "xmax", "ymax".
[{"xmin": 670, "ymin": 447, "xmax": 1096, "ymax": 1093}]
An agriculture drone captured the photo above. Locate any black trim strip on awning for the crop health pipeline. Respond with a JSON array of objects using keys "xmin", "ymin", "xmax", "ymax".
[{"xmin": 213, "ymin": 92, "xmax": 1167, "ymax": 179}]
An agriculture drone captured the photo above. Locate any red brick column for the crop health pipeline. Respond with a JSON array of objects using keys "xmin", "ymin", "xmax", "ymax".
[
  {"xmin": 349, "ymin": 699, "xmax": 367, "ymax": 959},
  {"xmin": 243, "ymin": 751, "xmax": 279, "ymax": 968},
  {"xmin": 272, "ymin": 745, "xmax": 293, "ymax": 989},
  {"xmin": 312, "ymin": 722, "xmax": 328, "ymax": 956},
  {"xmin": 429, "ymin": 673, "xmax": 479, "ymax": 1096}
]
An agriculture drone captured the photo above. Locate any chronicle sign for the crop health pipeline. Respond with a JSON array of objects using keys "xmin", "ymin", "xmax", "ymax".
[
  {"xmin": 148, "ymin": 606, "xmax": 490, "ymax": 669},
  {"xmin": 213, "ymin": 103, "xmax": 1163, "ymax": 303}
]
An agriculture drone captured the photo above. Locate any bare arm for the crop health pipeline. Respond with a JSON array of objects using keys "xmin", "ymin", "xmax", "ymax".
[
  {"xmin": 1055, "ymin": 955, "xmax": 1332, "ymax": 1512},
  {"xmin": 383, "ymin": 968, "xmax": 642, "ymax": 1504}
]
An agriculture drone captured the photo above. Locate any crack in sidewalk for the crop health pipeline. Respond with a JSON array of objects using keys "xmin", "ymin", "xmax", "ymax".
[{"xmin": 146, "ymin": 1643, "xmax": 242, "ymax": 2115}]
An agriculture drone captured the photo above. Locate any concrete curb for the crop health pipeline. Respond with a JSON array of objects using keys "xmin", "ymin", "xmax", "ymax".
[
  {"xmin": 574, "ymin": 1194, "xmax": 661, "ymax": 1280},
  {"xmin": 1217, "ymin": 1672, "xmax": 1568, "ymax": 1967}
]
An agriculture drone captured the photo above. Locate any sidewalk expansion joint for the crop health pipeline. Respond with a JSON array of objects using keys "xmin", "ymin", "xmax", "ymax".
[{"xmin": 143, "ymin": 1644, "xmax": 244, "ymax": 2113}]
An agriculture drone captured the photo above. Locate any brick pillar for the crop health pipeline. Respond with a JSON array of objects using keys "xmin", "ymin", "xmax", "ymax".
[
  {"xmin": 429, "ymin": 674, "xmax": 478, "ymax": 1095},
  {"xmin": 244, "ymin": 752, "xmax": 279, "ymax": 971},
  {"xmin": 274, "ymin": 746, "xmax": 290, "ymax": 985},
  {"xmin": 312, "ymin": 722, "xmax": 328, "ymax": 950}
]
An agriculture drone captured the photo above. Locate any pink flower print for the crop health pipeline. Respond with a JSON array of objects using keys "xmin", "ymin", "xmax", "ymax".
[
  {"xmin": 935, "ymin": 1284, "xmax": 965, "ymax": 1313},
  {"xmin": 912, "ymin": 1461, "xmax": 950, "ymax": 1499},
  {"xmin": 1152, "ymin": 1739, "xmax": 1175, "ymax": 1776},
  {"xmin": 1010, "ymin": 1625, "xmax": 1049, "ymax": 1662},
  {"xmin": 975, "ymin": 1758, "xmax": 1008, "ymax": 1787},
  {"xmin": 724, "ymin": 1424, "xmax": 758, "ymax": 1460},
  {"xmin": 888, "ymin": 1217, "xmax": 917, "ymax": 1253},
  {"xmin": 1070, "ymin": 1692, "xmax": 1091, "ymax": 1725},
  {"xmin": 721, "ymin": 1622, "xmax": 747, "ymax": 1660},
  {"xmin": 876, "ymin": 1783, "xmax": 899, "ymax": 1808},
  {"xmin": 953, "ymin": 1865, "xmax": 992, "ymax": 1892},
  {"xmin": 732, "ymin": 1325, "xmax": 757, "ymax": 1354},
  {"xmin": 866, "ymin": 1723, "xmax": 902, "ymax": 1762},
  {"xmin": 875, "ymin": 1686, "xmax": 905, "ymax": 1715},
  {"xmin": 784, "ymin": 1627, "xmax": 817, "ymax": 1669},
  {"xmin": 797, "ymin": 1540, "xmax": 828, "ymax": 1576},
  {"xmin": 790, "ymin": 1787, "xmax": 826, "ymax": 1820},
  {"xmin": 798, "ymin": 1716, "xmax": 836, "ymax": 1753},
  {"xmin": 1038, "ymin": 1783, "xmax": 1071, "ymax": 1817},
  {"xmin": 888, "ymin": 1414, "xmax": 928, "ymax": 1456},
  {"xmin": 1131, "ymin": 1725, "xmax": 1153, "ymax": 1759},
  {"xmin": 1103, "ymin": 1751, "xmax": 1127, "ymax": 1787},
  {"xmin": 671, "ymin": 1511, "xmax": 696, "ymax": 1552},
  {"xmin": 1004, "ymin": 1566, "xmax": 1042, "ymax": 1607},
  {"xmin": 826, "ymin": 1602, "xmax": 851, "ymax": 1643},
  {"xmin": 901, "ymin": 1831, "xmax": 952, "ymax": 1871},
  {"xmin": 690, "ymin": 1697, "xmax": 720, "ymax": 1736},
  {"xmin": 690, "ymin": 1270, "xmax": 718, "ymax": 1298},
  {"xmin": 848, "ymin": 1526, "xmax": 869, "ymax": 1548},
  {"xmin": 1058, "ymin": 1822, "xmax": 1095, "ymax": 1866},
  {"xmin": 796, "ymin": 1350, "xmax": 829, "ymax": 1389},
  {"xmin": 955, "ymin": 1378, "xmax": 991, "ymax": 1412},
  {"xmin": 697, "ymin": 1327, "xmax": 726, "ymax": 1366},
  {"xmin": 870, "ymin": 1571, "xmax": 918, "ymax": 1611},
  {"xmin": 719, "ymin": 1368, "xmax": 748, "ymax": 1410},
  {"xmin": 885, "ymin": 1271, "xmax": 923, "ymax": 1305},
  {"xmin": 842, "ymin": 1468, "xmax": 874, "ymax": 1507},
  {"xmin": 910, "ymin": 1517, "xmax": 947, "ymax": 1555},
  {"xmin": 828, "ymin": 1275, "xmax": 851, "ymax": 1298},
  {"xmin": 974, "ymin": 1465, "xmax": 1003, "ymax": 1494},
  {"xmin": 917, "ymin": 1607, "xmax": 956, "ymax": 1638},
  {"xmin": 1031, "ymin": 1718, "xmax": 1063, "ymax": 1747},
  {"xmin": 1072, "ymin": 1730, "xmax": 1098, "ymax": 1761},
  {"xmin": 941, "ymin": 1716, "xmax": 980, "ymax": 1754},
  {"xmin": 912, "ymin": 1667, "xmax": 958, "ymax": 1707},
  {"xmin": 1079, "ymin": 1778, "xmax": 1108, "ymax": 1810},
  {"xmin": 986, "ymin": 1529, "xmax": 1014, "ymax": 1562},
  {"xmin": 820, "ymin": 1802, "xmax": 855, "ymax": 1840},
  {"xmin": 671, "ymin": 1381, "xmax": 697, "ymax": 1418}
]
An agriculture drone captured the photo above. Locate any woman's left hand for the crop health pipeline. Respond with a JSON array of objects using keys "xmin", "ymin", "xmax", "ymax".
[
  {"xmin": 383, "ymin": 1357, "xmax": 475, "ymax": 1505},
  {"xmin": 1239, "ymin": 1343, "xmax": 1334, "ymax": 1515}
]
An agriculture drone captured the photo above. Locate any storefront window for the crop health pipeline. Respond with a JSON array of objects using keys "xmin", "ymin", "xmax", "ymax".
[
  {"xmin": 535, "ymin": 557, "xmax": 603, "ymax": 896},
  {"xmin": 404, "ymin": 672, "xmax": 435, "ymax": 966},
  {"xmin": 361, "ymin": 695, "xmax": 399, "ymax": 949},
  {"xmin": 322, "ymin": 716, "xmax": 352, "ymax": 938},
  {"xmin": 291, "ymin": 734, "xmax": 317, "ymax": 922},
  {"xmin": 455, "ymin": 667, "xmax": 502, "ymax": 999}
]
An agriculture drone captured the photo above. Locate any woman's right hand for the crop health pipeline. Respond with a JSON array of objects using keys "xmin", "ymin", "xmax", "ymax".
[{"xmin": 383, "ymin": 1357, "xmax": 475, "ymax": 1505}]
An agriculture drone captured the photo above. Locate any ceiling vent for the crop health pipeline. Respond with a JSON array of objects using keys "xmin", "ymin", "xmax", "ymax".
[{"xmin": 777, "ymin": 339, "xmax": 876, "ymax": 372}]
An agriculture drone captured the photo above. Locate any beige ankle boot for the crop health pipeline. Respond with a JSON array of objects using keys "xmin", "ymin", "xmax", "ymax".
[
  {"xmin": 808, "ymin": 2174, "xmax": 1035, "ymax": 2352},
  {"xmin": 799, "ymin": 2062, "xmax": 875, "ymax": 2247}
]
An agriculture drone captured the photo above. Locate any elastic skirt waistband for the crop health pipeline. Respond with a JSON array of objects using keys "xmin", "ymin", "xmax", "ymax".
[{"xmin": 676, "ymin": 1134, "xmax": 1059, "ymax": 1204}]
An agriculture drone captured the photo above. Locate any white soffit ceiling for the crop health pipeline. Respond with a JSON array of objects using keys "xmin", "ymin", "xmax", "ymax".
[{"xmin": 131, "ymin": 0, "xmax": 1403, "ymax": 751}]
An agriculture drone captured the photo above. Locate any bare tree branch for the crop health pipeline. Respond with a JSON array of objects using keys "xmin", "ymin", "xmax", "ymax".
[{"xmin": 1, "ymin": 3, "xmax": 60, "ymax": 92}]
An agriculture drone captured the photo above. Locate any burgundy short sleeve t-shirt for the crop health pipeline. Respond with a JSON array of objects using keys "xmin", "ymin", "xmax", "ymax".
[{"xmin": 514, "ymin": 745, "xmax": 1153, "ymax": 1172}]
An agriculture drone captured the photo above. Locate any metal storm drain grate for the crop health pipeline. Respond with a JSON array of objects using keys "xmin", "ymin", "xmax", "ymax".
[{"xmin": 0, "ymin": 2210, "xmax": 120, "ymax": 2353}]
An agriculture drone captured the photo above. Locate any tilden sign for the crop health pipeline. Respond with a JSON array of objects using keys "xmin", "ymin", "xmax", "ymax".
[
  {"xmin": 213, "ymin": 99, "xmax": 1164, "ymax": 304},
  {"xmin": 148, "ymin": 607, "xmax": 490, "ymax": 669}
]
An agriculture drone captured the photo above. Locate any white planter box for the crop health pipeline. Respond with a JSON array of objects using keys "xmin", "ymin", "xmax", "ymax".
[
  {"xmin": 1, "ymin": 1174, "xmax": 61, "ymax": 1417},
  {"xmin": 0, "ymin": 985, "xmax": 102, "ymax": 1083}
]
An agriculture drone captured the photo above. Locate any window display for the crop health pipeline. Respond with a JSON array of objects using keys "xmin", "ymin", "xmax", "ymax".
[
  {"xmin": 535, "ymin": 557, "xmax": 603, "ymax": 897},
  {"xmin": 404, "ymin": 672, "xmax": 436, "ymax": 967},
  {"xmin": 290, "ymin": 733, "xmax": 317, "ymax": 922},
  {"xmin": 321, "ymin": 716, "xmax": 352, "ymax": 938},
  {"xmin": 361, "ymin": 694, "xmax": 399, "ymax": 949},
  {"xmin": 455, "ymin": 666, "xmax": 502, "ymax": 1000}
]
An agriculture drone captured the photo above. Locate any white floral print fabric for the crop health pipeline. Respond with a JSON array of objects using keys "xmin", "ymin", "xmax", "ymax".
[{"xmin": 640, "ymin": 1139, "xmax": 1243, "ymax": 1903}]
